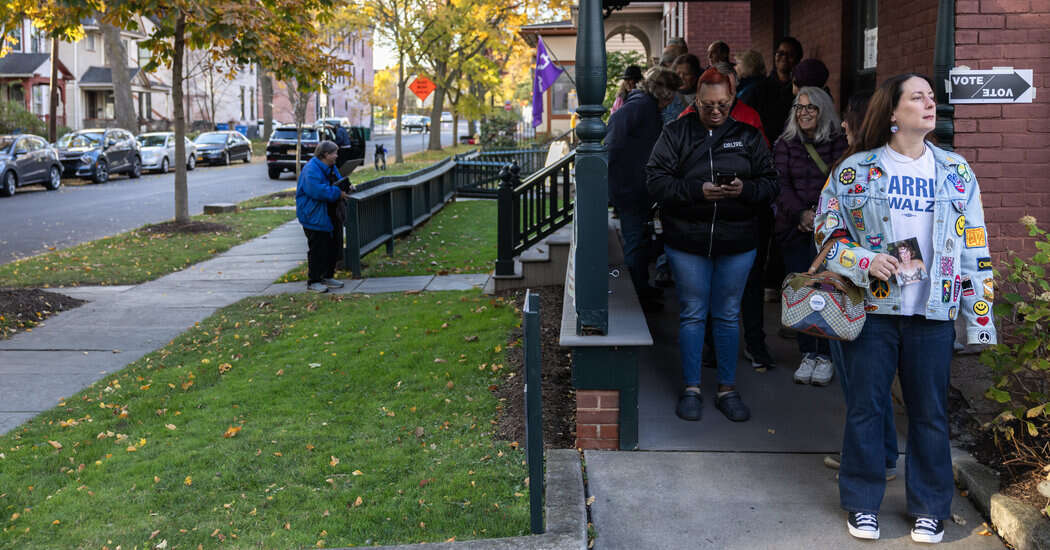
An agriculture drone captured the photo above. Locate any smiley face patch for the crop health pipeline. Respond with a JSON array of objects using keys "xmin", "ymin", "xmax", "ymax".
[
  {"xmin": 973, "ymin": 300, "xmax": 990, "ymax": 316},
  {"xmin": 955, "ymin": 215, "xmax": 966, "ymax": 237}
]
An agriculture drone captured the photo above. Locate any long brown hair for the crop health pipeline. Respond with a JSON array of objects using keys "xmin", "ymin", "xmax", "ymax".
[{"xmin": 832, "ymin": 73, "xmax": 935, "ymax": 171}]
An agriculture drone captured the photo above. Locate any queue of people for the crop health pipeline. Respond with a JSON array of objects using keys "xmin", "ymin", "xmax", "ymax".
[{"xmin": 608, "ymin": 36, "xmax": 994, "ymax": 545}]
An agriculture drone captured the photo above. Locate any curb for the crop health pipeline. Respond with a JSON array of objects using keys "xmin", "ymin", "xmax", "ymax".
[
  {"xmin": 331, "ymin": 449, "xmax": 586, "ymax": 550},
  {"xmin": 953, "ymin": 451, "xmax": 1050, "ymax": 550}
]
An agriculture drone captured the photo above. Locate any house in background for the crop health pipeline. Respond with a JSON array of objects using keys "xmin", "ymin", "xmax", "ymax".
[
  {"xmin": 183, "ymin": 54, "xmax": 259, "ymax": 134},
  {"xmin": 520, "ymin": 1, "xmax": 750, "ymax": 135},
  {"xmin": 0, "ymin": 17, "xmax": 173, "ymax": 132}
]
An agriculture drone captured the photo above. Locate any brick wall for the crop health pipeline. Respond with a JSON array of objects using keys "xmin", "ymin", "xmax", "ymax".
[
  {"xmin": 576, "ymin": 390, "xmax": 619, "ymax": 450},
  {"xmin": 953, "ymin": 0, "xmax": 1050, "ymax": 260},
  {"xmin": 876, "ymin": 0, "xmax": 938, "ymax": 82},
  {"xmin": 788, "ymin": 0, "xmax": 846, "ymax": 106},
  {"xmin": 750, "ymin": 0, "xmax": 775, "ymax": 59},
  {"xmin": 685, "ymin": 2, "xmax": 751, "ymax": 64}
]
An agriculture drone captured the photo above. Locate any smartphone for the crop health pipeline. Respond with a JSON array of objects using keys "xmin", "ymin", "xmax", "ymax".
[{"xmin": 715, "ymin": 171, "xmax": 736, "ymax": 187}]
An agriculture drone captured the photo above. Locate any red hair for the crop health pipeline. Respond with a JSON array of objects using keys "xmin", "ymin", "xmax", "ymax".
[{"xmin": 697, "ymin": 67, "xmax": 731, "ymax": 88}]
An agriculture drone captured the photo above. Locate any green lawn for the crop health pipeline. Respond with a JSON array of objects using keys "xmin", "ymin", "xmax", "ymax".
[
  {"xmin": 277, "ymin": 199, "xmax": 497, "ymax": 282},
  {"xmin": 0, "ymin": 291, "xmax": 528, "ymax": 549},
  {"xmin": 0, "ymin": 209, "xmax": 296, "ymax": 288}
]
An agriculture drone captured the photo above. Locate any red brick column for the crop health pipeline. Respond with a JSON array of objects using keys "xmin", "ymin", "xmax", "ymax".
[{"xmin": 576, "ymin": 390, "xmax": 619, "ymax": 450}]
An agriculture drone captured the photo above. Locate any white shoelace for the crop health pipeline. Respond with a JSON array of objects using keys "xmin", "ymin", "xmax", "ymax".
[
  {"xmin": 914, "ymin": 517, "xmax": 939, "ymax": 533},
  {"xmin": 853, "ymin": 513, "xmax": 878, "ymax": 529}
]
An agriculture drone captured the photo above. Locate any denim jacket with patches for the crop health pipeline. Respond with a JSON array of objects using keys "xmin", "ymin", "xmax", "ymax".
[{"xmin": 812, "ymin": 143, "xmax": 997, "ymax": 345}]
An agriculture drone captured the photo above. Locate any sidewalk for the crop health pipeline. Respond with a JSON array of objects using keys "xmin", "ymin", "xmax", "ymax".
[
  {"xmin": 0, "ymin": 220, "xmax": 490, "ymax": 435},
  {"xmin": 584, "ymin": 297, "xmax": 1004, "ymax": 549}
]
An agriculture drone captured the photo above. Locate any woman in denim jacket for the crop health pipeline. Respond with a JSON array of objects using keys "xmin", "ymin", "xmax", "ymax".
[{"xmin": 812, "ymin": 74, "xmax": 996, "ymax": 544}]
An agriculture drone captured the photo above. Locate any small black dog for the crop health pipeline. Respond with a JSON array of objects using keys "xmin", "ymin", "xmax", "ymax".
[{"xmin": 374, "ymin": 143, "xmax": 387, "ymax": 171}]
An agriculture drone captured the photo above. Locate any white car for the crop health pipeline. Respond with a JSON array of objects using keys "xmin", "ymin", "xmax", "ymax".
[
  {"xmin": 136, "ymin": 132, "xmax": 197, "ymax": 173},
  {"xmin": 401, "ymin": 115, "xmax": 430, "ymax": 133}
]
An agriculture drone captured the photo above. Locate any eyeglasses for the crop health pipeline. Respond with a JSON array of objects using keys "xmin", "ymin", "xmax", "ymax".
[
  {"xmin": 794, "ymin": 104, "xmax": 820, "ymax": 114},
  {"xmin": 700, "ymin": 102, "xmax": 732, "ymax": 114},
  {"xmin": 774, "ymin": 50, "xmax": 793, "ymax": 58}
]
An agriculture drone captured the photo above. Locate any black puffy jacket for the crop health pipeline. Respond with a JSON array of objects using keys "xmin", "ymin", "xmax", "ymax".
[{"xmin": 645, "ymin": 114, "xmax": 779, "ymax": 257}]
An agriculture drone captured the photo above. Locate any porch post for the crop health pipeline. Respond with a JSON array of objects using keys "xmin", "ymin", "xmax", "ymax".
[
  {"xmin": 572, "ymin": 0, "xmax": 609, "ymax": 335},
  {"xmin": 933, "ymin": 0, "xmax": 955, "ymax": 148}
]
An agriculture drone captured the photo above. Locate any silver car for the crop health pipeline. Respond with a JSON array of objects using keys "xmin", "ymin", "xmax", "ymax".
[{"xmin": 136, "ymin": 132, "xmax": 197, "ymax": 173}]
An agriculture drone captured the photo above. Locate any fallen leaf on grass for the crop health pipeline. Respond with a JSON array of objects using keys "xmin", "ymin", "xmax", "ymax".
[
  {"xmin": 275, "ymin": 369, "xmax": 284, "ymax": 376},
  {"xmin": 353, "ymin": 496, "xmax": 363, "ymax": 507},
  {"xmin": 165, "ymin": 424, "xmax": 176, "ymax": 431},
  {"xmin": 184, "ymin": 476, "xmax": 192, "ymax": 486},
  {"xmin": 329, "ymin": 456, "xmax": 340, "ymax": 467},
  {"xmin": 464, "ymin": 335, "xmax": 478, "ymax": 342},
  {"xmin": 434, "ymin": 358, "xmax": 447, "ymax": 363},
  {"xmin": 352, "ymin": 470, "xmax": 363, "ymax": 476},
  {"xmin": 223, "ymin": 426, "xmax": 242, "ymax": 438},
  {"xmin": 284, "ymin": 522, "xmax": 291, "ymax": 530},
  {"xmin": 48, "ymin": 440, "xmax": 62, "ymax": 449},
  {"xmin": 149, "ymin": 529, "xmax": 160, "ymax": 540},
  {"xmin": 414, "ymin": 427, "xmax": 425, "ymax": 438}
]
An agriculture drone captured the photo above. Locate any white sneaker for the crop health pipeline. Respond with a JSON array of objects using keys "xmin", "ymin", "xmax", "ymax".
[
  {"xmin": 322, "ymin": 278, "xmax": 345, "ymax": 289},
  {"xmin": 810, "ymin": 355, "xmax": 834, "ymax": 386},
  {"xmin": 307, "ymin": 282, "xmax": 329, "ymax": 293},
  {"xmin": 793, "ymin": 354, "xmax": 816, "ymax": 384}
]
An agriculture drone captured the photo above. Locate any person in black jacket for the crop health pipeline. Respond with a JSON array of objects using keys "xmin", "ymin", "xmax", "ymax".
[
  {"xmin": 646, "ymin": 67, "xmax": 779, "ymax": 423},
  {"xmin": 607, "ymin": 67, "xmax": 683, "ymax": 308}
]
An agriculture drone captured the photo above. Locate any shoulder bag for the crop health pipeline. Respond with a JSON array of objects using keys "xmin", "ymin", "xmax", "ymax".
[{"xmin": 781, "ymin": 240, "xmax": 867, "ymax": 341}]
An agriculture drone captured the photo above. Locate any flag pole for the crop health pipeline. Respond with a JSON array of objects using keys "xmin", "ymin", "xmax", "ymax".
[{"xmin": 539, "ymin": 37, "xmax": 577, "ymax": 88}]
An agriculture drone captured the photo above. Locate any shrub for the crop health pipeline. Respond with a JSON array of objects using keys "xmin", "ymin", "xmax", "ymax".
[
  {"xmin": 480, "ymin": 111, "xmax": 519, "ymax": 149},
  {"xmin": 979, "ymin": 216, "xmax": 1050, "ymax": 472},
  {"xmin": 0, "ymin": 100, "xmax": 72, "ymax": 139}
]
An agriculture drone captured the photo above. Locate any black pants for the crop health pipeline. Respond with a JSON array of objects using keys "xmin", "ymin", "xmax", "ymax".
[
  {"xmin": 741, "ymin": 207, "xmax": 774, "ymax": 350},
  {"xmin": 304, "ymin": 228, "xmax": 338, "ymax": 283}
]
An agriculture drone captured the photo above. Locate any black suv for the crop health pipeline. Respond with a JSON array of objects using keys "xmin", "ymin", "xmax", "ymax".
[
  {"xmin": 56, "ymin": 128, "xmax": 141, "ymax": 183},
  {"xmin": 265, "ymin": 123, "xmax": 365, "ymax": 180}
]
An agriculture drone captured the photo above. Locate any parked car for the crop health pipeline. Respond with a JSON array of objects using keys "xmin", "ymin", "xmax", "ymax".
[
  {"xmin": 318, "ymin": 117, "xmax": 351, "ymax": 129},
  {"xmin": 56, "ymin": 128, "xmax": 141, "ymax": 183},
  {"xmin": 0, "ymin": 134, "xmax": 63, "ymax": 197},
  {"xmin": 265, "ymin": 124, "xmax": 365, "ymax": 180},
  {"xmin": 193, "ymin": 131, "xmax": 252, "ymax": 165},
  {"xmin": 440, "ymin": 111, "xmax": 453, "ymax": 123},
  {"xmin": 401, "ymin": 115, "xmax": 430, "ymax": 133},
  {"xmin": 137, "ymin": 132, "xmax": 197, "ymax": 173}
]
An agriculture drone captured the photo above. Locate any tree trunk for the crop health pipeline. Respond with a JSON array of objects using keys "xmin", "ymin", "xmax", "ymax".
[
  {"xmin": 260, "ymin": 63, "xmax": 272, "ymax": 140},
  {"xmin": 427, "ymin": 84, "xmax": 444, "ymax": 151},
  {"xmin": 102, "ymin": 22, "xmax": 136, "ymax": 131},
  {"xmin": 173, "ymin": 13, "xmax": 188, "ymax": 223},
  {"xmin": 451, "ymin": 112, "xmax": 459, "ymax": 145},
  {"xmin": 395, "ymin": 53, "xmax": 406, "ymax": 164},
  {"xmin": 290, "ymin": 81, "xmax": 309, "ymax": 182},
  {"xmin": 208, "ymin": 69, "xmax": 216, "ymax": 127},
  {"xmin": 49, "ymin": 36, "xmax": 59, "ymax": 141}
]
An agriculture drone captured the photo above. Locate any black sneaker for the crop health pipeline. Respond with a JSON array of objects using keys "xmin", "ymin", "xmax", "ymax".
[
  {"xmin": 743, "ymin": 343, "xmax": 776, "ymax": 371},
  {"xmin": 654, "ymin": 269, "xmax": 674, "ymax": 288},
  {"xmin": 714, "ymin": 391, "xmax": 750, "ymax": 422},
  {"xmin": 847, "ymin": 512, "xmax": 880, "ymax": 540},
  {"xmin": 675, "ymin": 390, "xmax": 702, "ymax": 421},
  {"xmin": 911, "ymin": 517, "xmax": 944, "ymax": 543}
]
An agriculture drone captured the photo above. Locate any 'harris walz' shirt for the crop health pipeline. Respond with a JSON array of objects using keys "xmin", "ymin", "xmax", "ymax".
[{"xmin": 880, "ymin": 144, "xmax": 935, "ymax": 316}]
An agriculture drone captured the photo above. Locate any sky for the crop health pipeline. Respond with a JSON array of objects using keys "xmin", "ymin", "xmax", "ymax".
[{"xmin": 373, "ymin": 36, "xmax": 396, "ymax": 71}]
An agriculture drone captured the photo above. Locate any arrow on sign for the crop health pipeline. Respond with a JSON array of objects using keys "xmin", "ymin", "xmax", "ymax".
[{"xmin": 949, "ymin": 68, "xmax": 1034, "ymax": 104}]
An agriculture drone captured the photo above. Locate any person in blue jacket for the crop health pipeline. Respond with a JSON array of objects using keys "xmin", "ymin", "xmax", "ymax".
[{"xmin": 296, "ymin": 140, "xmax": 351, "ymax": 292}]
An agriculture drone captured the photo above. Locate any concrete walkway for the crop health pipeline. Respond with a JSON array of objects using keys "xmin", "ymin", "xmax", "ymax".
[
  {"xmin": 585, "ymin": 295, "xmax": 1004, "ymax": 549},
  {"xmin": 0, "ymin": 220, "xmax": 491, "ymax": 435}
]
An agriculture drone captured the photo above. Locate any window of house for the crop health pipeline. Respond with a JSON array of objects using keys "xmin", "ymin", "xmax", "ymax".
[
  {"xmin": 30, "ymin": 25, "xmax": 46, "ymax": 53},
  {"xmin": 138, "ymin": 43, "xmax": 150, "ymax": 66},
  {"xmin": 5, "ymin": 22, "xmax": 22, "ymax": 52},
  {"xmin": 550, "ymin": 71, "xmax": 575, "ymax": 115},
  {"xmin": 32, "ymin": 84, "xmax": 49, "ymax": 115},
  {"xmin": 85, "ymin": 31, "xmax": 96, "ymax": 51},
  {"xmin": 239, "ymin": 86, "xmax": 245, "ymax": 119},
  {"xmin": 250, "ymin": 87, "xmax": 256, "ymax": 119}
]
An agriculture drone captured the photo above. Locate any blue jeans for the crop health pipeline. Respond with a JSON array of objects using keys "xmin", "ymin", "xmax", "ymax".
[
  {"xmin": 617, "ymin": 205, "xmax": 654, "ymax": 298},
  {"xmin": 782, "ymin": 239, "xmax": 830, "ymax": 358},
  {"xmin": 829, "ymin": 340, "xmax": 898, "ymax": 471},
  {"xmin": 838, "ymin": 314, "xmax": 955, "ymax": 519},
  {"xmin": 666, "ymin": 246, "xmax": 756, "ymax": 387}
]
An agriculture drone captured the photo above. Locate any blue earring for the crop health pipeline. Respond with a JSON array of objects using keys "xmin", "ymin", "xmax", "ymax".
[{"xmin": 890, "ymin": 124, "xmax": 899, "ymax": 134}]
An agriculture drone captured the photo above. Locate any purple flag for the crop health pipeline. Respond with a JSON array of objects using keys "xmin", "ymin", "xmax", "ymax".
[{"xmin": 531, "ymin": 37, "xmax": 564, "ymax": 128}]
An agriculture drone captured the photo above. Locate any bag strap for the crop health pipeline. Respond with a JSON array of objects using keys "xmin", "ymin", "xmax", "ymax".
[
  {"xmin": 803, "ymin": 142, "xmax": 829, "ymax": 176},
  {"xmin": 808, "ymin": 239, "xmax": 836, "ymax": 274}
]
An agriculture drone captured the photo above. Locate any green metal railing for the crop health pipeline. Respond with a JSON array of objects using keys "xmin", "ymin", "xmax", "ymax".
[
  {"xmin": 342, "ymin": 157, "xmax": 458, "ymax": 278},
  {"xmin": 455, "ymin": 147, "xmax": 547, "ymax": 198},
  {"xmin": 523, "ymin": 289, "xmax": 544, "ymax": 534}
]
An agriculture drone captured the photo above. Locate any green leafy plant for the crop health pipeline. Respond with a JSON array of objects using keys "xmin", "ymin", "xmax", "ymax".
[
  {"xmin": 0, "ymin": 100, "xmax": 71, "ymax": 138},
  {"xmin": 603, "ymin": 50, "xmax": 647, "ymax": 109},
  {"xmin": 480, "ymin": 111, "xmax": 519, "ymax": 149},
  {"xmin": 980, "ymin": 216, "xmax": 1050, "ymax": 470}
]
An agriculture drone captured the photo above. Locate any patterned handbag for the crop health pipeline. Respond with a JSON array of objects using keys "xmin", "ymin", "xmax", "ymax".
[{"xmin": 781, "ymin": 241, "xmax": 867, "ymax": 341}]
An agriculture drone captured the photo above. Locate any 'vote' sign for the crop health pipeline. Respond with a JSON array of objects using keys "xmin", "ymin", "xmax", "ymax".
[{"xmin": 948, "ymin": 67, "xmax": 1035, "ymax": 104}]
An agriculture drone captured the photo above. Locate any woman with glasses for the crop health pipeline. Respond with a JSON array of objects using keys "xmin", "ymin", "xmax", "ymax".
[
  {"xmin": 647, "ymin": 67, "xmax": 779, "ymax": 422},
  {"xmin": 773, "ymin": 87, "xmax": 847, "ymax": 385},
  {"xmin": 814, "ymin": 74, "xmax": 996, "ymax": 543}
]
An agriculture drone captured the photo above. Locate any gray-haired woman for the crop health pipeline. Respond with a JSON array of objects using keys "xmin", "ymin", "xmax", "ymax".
[
  {"xmin": 773, "ymin": 86, "xmax": 847, "ymax": 384},
  {"xmin": 606, "ymin": 66, "xmax": 682, "ymax": 308},
  {"xmin": 295, "ymin": 140, "xmax": 351, "ymax": 293}
]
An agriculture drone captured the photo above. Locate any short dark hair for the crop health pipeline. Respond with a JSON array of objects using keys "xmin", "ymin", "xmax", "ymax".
[
  {"xmin": 777, "ymin": 36, "xmax": 803, "ymax": 60},
  {"xmin": 708, "ymin": 41, "xmax": 730, "ymax": 59},
  {"xmin": 672, "ymin": 53, "xmax": 702, "ymax": 79}
]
